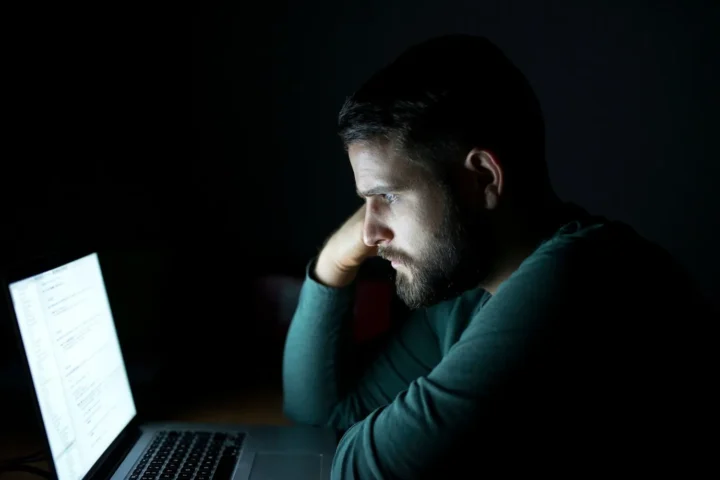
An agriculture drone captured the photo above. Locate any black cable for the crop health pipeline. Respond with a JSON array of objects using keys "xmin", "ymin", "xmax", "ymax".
[
  {"xmin": 0, "ymin": 449, "xmax": 49, "ymax": 478},
  {"xmin": 0, "ymin": 464, "xmax": 52, "ymax": 478},
  {"xmin": 0, "ymin": 449, "xmax": 46, "ymax": 466}
]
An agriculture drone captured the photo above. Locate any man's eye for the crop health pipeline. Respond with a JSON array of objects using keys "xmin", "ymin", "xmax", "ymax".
[{"xmin": 381, "ymin": 193, "xmax": 398, "ymax": 204}]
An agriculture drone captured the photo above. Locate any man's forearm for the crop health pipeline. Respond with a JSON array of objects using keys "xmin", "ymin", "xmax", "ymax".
[{"xmin": 282, "ymin": 260, "xmax": 355, "ymax": 427}]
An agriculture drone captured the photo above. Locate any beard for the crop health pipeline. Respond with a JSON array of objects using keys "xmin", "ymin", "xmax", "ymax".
[{"xmin": 379, "ymin": 186, "xmax": 494, "ymax": 309}]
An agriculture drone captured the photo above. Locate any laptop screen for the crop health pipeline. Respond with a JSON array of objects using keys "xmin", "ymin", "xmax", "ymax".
[{"xmin": 9, "ymin": 253, "xmax": 137, "ymax": 480}]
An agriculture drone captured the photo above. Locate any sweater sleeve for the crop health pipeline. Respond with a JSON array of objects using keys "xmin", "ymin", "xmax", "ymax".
[
  {"xmin": 282, "ymin": 259, "xmax": 442, "ymax": 431},
  {"xmin": 330, "ymin": 244, "xmax": 584, "ymax": 479}
]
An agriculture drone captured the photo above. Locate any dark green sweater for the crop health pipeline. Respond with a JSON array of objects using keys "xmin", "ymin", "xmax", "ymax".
[{"xmin": 283, "ymin": 210, "xmax": 712, "ymax": 478}]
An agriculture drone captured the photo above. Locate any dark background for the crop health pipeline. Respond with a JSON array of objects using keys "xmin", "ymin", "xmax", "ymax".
[{"xmin": 1, "ymin": 0, "xmax": 718, "ymax": 427}]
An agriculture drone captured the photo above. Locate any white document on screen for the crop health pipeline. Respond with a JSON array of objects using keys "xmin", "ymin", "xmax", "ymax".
[{"xmin": 11, "ymin": 253, "xmax": 136, "ymax": 480}]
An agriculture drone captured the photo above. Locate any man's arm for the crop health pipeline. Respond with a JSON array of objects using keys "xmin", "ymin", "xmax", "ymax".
[
  {"xmin": 284, "ymin": 205, "xmax": 442, "ymax": 429},
  {"xmin": 282, "ymin": 261, "xmax": 441, "ymax": 430},
  {"xmin": 330, "ymin": 243, "xmax": 586, "ymax": 479}
]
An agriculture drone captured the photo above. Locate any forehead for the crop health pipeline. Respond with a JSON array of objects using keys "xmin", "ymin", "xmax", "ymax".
[{"xmin": 349, "ymin": 142, "xmax": 421, "ymax": 189}]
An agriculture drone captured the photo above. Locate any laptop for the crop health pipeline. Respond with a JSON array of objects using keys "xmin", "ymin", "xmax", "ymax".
[{"xmin": 5, "ymin": 251, "xmax": 337, "ymax": 480}]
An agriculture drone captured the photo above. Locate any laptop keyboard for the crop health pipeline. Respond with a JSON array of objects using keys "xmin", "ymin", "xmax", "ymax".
[{"xmin": 128, "ymin": 431, "xmax": 245, "ymax": 480}]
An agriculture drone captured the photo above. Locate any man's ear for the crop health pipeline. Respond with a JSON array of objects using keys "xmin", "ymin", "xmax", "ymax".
[{"xmin": 463, "ymin": 148, "xmax": 503, "ymax": 210}]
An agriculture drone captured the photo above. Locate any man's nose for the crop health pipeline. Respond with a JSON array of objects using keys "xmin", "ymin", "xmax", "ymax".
[{"xmin": 363, "ymin": 212, "xmax": 393, "ymax": 247}]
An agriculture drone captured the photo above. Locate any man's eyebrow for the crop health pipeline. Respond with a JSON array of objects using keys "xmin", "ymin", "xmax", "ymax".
[{"xmin": 356, "ymin": 185, "xmax": 398, "ymax": 198}]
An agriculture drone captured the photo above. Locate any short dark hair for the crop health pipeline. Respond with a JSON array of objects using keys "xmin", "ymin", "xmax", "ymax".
[{"xmin": 338, "ymin": 35, "xmax": 549, "ymax": 196}]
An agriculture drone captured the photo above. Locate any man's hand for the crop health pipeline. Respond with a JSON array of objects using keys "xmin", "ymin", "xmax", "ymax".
[{"xmin": 315, "ymin": 205, "xmax": 377, "ymax": 288}]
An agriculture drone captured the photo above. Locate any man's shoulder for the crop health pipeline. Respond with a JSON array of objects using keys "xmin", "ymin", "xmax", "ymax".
[
  {"xmin": 516, "ymin": 208, "xmax": 703, "ymax": 310},
  {"xmin": 529, "ymin": 208, "xmax": 667, "ymax": 272}
]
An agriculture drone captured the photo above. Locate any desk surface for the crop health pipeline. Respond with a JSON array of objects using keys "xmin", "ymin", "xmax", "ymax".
[{"xmin": 0, "ymin": 386, "xmax": 289, "ymax": 479}]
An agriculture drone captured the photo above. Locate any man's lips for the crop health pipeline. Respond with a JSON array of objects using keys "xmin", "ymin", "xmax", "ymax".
[
  {"xmin": 384, "ymin": 257, "xmax": 405, "ymax": 268},
  {"xmin": 379, "ymin": 251, "xmax": 407, "ymax": 268}
]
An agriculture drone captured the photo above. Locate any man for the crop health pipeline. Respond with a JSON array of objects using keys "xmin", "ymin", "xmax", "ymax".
[{"xmin": 282, "ymin": 35, "xmax": 712, "ymax": 478}]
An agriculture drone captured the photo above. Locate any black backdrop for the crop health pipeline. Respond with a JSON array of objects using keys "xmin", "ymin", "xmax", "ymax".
[
  {"xmin": 191, "ymin": 0, "xmax": 719, "ymax": 302},
  {"xmin": 1, "ymin": 0, "xmax": 718, "ymax": 416}
]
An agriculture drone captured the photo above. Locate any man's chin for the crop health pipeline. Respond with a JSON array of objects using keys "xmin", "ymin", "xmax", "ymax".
[
  {"xmin": 396, "ymin": 276, "xmax": 447, "ymax": 309},
  {"xmin": 398, "ymin": 285, "xmax": 469, "ymax": 309},
  {"xmin": 395, "ymin": 268, "xmax": 483, "ymax": 309}
]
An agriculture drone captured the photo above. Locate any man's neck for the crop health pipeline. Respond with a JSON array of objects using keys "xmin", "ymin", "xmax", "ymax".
[{"xmin": 481, "ymin": 196, "xmax": 568, "ymax": 295}]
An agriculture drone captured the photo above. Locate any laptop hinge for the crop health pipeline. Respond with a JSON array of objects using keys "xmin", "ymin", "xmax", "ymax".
[{"xmin": 85, "ymin": 421, "xmax": 143, "ymax": 480}]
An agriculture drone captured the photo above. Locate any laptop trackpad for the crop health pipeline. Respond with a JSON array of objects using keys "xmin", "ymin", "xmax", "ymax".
[{"xmin": 249, "ymin": 452, "xmax": 323, "ymax": 480}]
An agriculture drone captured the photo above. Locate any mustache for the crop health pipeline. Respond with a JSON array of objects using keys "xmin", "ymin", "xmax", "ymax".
[{"xmin": 377, "ymin": 246, "xmax": 413, "ymax": 265}]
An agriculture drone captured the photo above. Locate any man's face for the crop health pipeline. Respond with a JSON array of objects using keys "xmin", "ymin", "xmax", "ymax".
[{"xmin": 350, "ymin": 142, "xmax": 494, "ymax": 309}]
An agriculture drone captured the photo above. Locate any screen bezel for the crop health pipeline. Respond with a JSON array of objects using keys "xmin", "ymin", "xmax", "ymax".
[{"xmin": 4, "ymin": 249, "xmax": 142, "ymax": 480}]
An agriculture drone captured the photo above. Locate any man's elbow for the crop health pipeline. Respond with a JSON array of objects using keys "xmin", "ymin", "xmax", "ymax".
[{"xmin": 282, "ymin": 399, "xmax": 333, "ymax": 427}]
